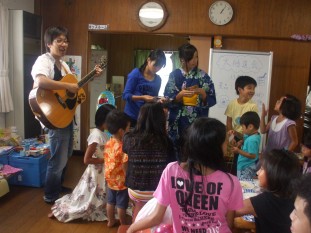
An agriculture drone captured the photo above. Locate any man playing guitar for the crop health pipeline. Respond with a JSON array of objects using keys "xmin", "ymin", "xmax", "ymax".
[{"xmin": 31, "ymin": 26, "xmax": 103, "ymax": 204}]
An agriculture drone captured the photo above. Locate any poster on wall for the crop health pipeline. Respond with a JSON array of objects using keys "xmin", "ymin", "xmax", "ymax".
[
  {"xmin": 63, "ymin": 55, "xmax": 82, "ymax": 150},
  {"xmin": 89, "ymin": 49, "xmax": 107, "ymax": 128}
]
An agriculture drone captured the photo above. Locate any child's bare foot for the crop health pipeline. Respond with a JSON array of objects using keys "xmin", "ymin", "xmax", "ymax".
[
  {"xmin": 48, "ymin": 212, "xmax": 55, "ymax": 219},
  {"xmin": 107, "ymin": 219, "xmax": 119, "ymax": 227}
]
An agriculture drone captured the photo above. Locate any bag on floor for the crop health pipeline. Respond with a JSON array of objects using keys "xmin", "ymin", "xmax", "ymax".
[{"xmin": 135, "ymin": 197, "xmax": 172, "ymax": 233}]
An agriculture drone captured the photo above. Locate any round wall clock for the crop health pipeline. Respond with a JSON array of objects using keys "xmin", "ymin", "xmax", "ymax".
[
  {"xmin": 138, "ymin": 1, "xmax": 168, "ymax": 31},
  {"xmin": 209, "ymin": 1, "xmax": 234, "ymax": 26}
]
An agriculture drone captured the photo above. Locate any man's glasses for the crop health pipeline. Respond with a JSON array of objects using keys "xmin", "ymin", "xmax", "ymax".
[{"xmin": 54, "ymin": 39, "xmax": 69, "ymax": 45}]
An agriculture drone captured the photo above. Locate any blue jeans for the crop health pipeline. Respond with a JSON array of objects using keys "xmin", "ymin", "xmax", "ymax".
[
  {"xmin": 44, "ymin": 123, "xmax": 73, "ymax": 200},
  {"xmin": 107, "ymin": 187, "xmax": 129, "ymax": 209}
]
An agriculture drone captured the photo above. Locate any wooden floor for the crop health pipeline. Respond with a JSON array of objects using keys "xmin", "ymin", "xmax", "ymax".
[
  {"xmin": 0, "ymin": 155, "xmax": 253, "ymax": 233},
  {"xmin": 0, "ymin": 155, "xmax": 119, "ymax": 233}
]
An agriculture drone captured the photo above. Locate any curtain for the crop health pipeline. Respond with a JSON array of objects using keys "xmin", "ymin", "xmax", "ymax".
[
  {"xmin": 0, "ymin": 1, "xmax": 13, "ymax": 112},
  {"xmin": 170, "ymin": 51, "xmax": 180, "ymax": 70},
  {"xmin": 134, "ymin": 50, "xmax": 151, "ymax": 68}
]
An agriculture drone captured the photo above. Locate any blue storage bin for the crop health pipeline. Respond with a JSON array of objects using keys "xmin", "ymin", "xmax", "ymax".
[
  {"xmin": 0, "ymin": 153, "xmax": 9, "ymax": 165},
  {"xmin": 0, "ymin": 146, "xmax": 14, "ymax": 165},
  {"xmin": 8, "ymin": 152, "xmax": 49, "ymax": 187}
]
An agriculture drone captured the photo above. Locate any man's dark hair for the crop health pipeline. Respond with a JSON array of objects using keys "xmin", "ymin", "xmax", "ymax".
[{"xmin": 44, "ymin": 26, "xmax": 69, "ymax": 52}]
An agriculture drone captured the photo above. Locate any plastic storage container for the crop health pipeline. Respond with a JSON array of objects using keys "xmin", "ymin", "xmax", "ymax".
[
  {"xmin": 0, "ymin": 146, "xmax": 14, "ymax": 165},
  {"xmin": 8, "ymin": 152, "xmax": 49, "ymax": 187},
  {"xmin": 0, "ymin": 153, "xmax": 9, "ymax": 165}
]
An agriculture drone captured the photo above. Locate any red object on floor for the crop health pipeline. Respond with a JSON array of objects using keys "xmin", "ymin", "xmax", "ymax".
[
  {"xmin": 117, "ymin": 225, "xmax": 129, "ymax": 233},
  {"xmin": 117, "ymin": 225, "xmax": 151, "ymax": 233}
]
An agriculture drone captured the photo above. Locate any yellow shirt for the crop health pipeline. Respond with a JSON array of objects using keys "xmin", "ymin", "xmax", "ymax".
[{"xmin": 225, "ymin": 99, "xmax": 258, "ymax": 133}]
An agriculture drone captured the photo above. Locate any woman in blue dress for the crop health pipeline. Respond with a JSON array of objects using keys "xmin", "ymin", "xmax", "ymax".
[{"xmin": 164, "ymin": 43, "xmax": 216, "ymax": 159}]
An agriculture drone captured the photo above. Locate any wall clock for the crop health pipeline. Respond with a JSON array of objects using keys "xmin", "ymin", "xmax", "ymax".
[
  {"xmin": 138, "ymin": 1, "xmax": 168, "ymax": 31},
  {"xmin": 209, "ymin": 1, "xmax": 234, "ymax": 26}
]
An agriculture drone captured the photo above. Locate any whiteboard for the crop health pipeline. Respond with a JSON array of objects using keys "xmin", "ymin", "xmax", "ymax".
[{"xmin": 208, "ymin": 49, "xmax": 273, "ymax": 125}]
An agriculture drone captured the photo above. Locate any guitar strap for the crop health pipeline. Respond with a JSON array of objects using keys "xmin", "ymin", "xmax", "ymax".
[
  {"xmin": 53, "ymin": 65, "xmax": 63, "ymax": 81},
  {"xmin": 61, "ymin": 61, "xmax": 78, "ymax": 126},
  {"xmin": 61, "ymin": 61, "xmax": 70, "ymax": 75}
]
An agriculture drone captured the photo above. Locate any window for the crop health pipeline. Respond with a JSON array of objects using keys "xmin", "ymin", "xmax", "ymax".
[{"xmin": 157, "ymin": 52, "xmax": 173, "ymax": 96}]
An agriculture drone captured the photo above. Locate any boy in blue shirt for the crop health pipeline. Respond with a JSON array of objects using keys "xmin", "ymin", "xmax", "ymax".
[{"xmin": 231, "ymin": 111, "xmax": 261, "ymax": 179}]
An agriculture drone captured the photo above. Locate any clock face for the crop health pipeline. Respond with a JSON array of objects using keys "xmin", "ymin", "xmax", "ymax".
[
  {"xmin": 209, "ymin": 1, "xmax": 233, "ymax": 25},
  {"xmin": 138, "ymin": 1, "xmax": 168, "ymax": 31},
  {"xmin": 139, "ymin": 2, "xmax": 164, "ymax": 27}
]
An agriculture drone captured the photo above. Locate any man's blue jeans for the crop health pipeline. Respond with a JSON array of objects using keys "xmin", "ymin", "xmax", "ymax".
[{"xmin": 44, "ymin": 123, "xmax": 73, "ymax": 201}]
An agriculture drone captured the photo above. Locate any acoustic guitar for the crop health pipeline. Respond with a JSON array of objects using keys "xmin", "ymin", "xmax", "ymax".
[{"xmin": 29, "ymin": 57, "xmax": 107, "ymax": 129}]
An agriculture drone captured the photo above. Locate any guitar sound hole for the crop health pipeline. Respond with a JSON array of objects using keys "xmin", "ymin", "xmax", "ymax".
[{"xmin": 66, "ymin": 90, "xmax": 76, "ymax": 99}]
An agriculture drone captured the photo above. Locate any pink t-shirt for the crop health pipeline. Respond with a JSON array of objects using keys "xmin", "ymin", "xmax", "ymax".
[{"xmin": 154, "ymin": 162, "xmax": 243, "ymax": 233}]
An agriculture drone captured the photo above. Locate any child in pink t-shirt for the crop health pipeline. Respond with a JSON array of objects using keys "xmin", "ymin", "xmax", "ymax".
[{"xmin": 127, "ymin": 118, "xmax": 243, "ymax": 233}]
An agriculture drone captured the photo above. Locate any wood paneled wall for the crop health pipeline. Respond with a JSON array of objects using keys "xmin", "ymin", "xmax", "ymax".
[
  {"xmin": 90, "ymin": 33, "xmax": 188, "ymax": 83},
  {"xmin": 36, "ymin": 0, "xmax": 311, "ymax": 37},
  {"xmin": 35, "ymin": 0, "xmax": 311, "ymax": 151}
]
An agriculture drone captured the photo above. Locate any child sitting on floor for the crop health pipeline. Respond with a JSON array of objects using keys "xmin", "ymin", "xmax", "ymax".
[
  {"xmin": 127, "ymin": 117, "xmax": 243, "ymax": 233},
  {"xmin": 301, "ymin": 129, "xmax": 311, "ymax": 174},
  {"xmin": 290, "ymin": 173, "xmax": 311, "ymax": 233},
  {"xmin": 236, "ymin": 149, "xmax": 302, "ymax": 233}
]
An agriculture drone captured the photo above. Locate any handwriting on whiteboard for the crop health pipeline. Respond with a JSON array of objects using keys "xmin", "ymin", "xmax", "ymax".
[{"xmin": 216, "ymin": 55, "xmax": 264, "ymax": 74}]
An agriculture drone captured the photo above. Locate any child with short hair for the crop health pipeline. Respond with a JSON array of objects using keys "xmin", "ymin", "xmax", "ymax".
[
  {"xmin": 104, "ymin": 109, "xmax": 131, "ymax": 227},
  {"xmin": 225, "ymin": 76, "xmax": 258, "ymax": 174},
  {"xmin": 301, "ymin": 129, "xmax": 311, "ymax": 174},
  {"xmin": 231, "ymin": 111, "xmax": 261, "ymax": 179},
  {"xmin": 236, "ymin": 149, "xmax": 302, "ymax": 233},
  {"xmin": 127, "ymin": 117, "xmax": 243, "ymax": 233},
  {"xmin": 290, "ymin": 173, "xmax": 311, "ymax": 233},
  {"xmin": 260, "ymin": 94, "xmax": 301, "ymax": 153},
  {"xmin": 225, "ymin": 76, "xmax": 258, "ymax": 135}
]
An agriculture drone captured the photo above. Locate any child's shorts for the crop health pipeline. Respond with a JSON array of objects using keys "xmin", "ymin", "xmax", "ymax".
[
  {"xmin": 107, "ymin": 187, "xmax": 129, "ymax": 209},
  {"xmin": 238, "ymin": 163, "xmax": 257, "ymax": 180}
]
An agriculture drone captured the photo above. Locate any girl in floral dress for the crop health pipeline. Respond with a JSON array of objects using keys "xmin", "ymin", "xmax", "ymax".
[
  {"xmin": 49, "ymin": 104, "xmax": 115, "ymax": 222},
  {"xmin": 164, "ymin": 43, "xmax": 216, "ymax": 159}
]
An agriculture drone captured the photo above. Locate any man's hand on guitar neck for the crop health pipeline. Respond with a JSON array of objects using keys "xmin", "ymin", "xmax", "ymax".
[{"xmin": 94, "ymin": 65, "xmax": 103, "ymax": 77}]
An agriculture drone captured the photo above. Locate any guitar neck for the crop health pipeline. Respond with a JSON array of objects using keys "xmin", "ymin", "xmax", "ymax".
[{"xmin": 77, "ymin": 69, "xmax": 97, "ymax": 88}]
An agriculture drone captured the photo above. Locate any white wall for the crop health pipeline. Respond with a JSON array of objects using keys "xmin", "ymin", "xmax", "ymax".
[
  {"xmin": 0, "ymin": 0, "xmax": 34, "ymax": 129},
  {"xmin": 6, "ymin": 0, "xmax": 34, "ymax": 13},
  {"xmin": 0, "ymin": 114, "xmax": 4, "ymax": 128}
]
